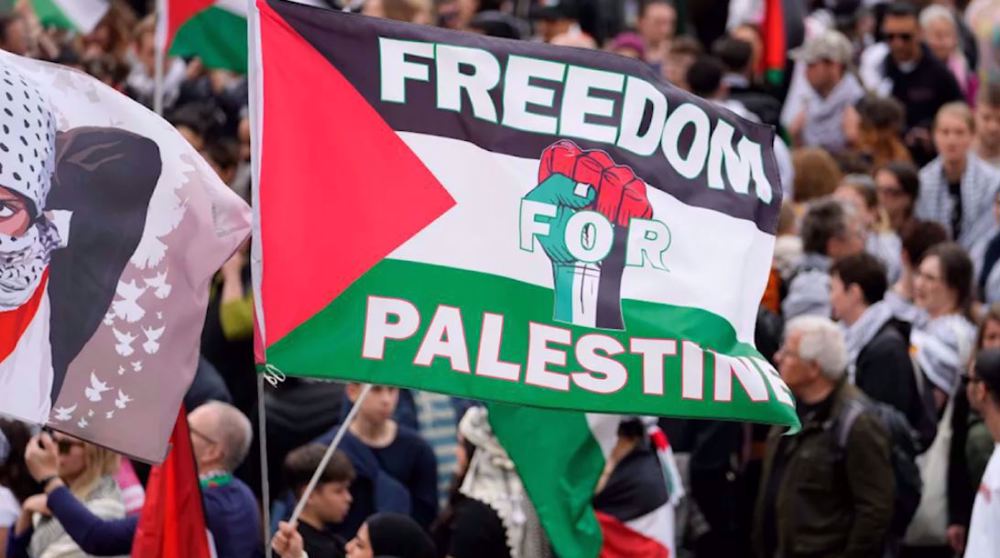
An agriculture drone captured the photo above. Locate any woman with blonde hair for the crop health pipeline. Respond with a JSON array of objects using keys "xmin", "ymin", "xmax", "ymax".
[
  {"xmin": 9, "ymin": 433, "xmax": 126, "ymax": 558},
  {"xmin": 916, "ymin": 102, "xmax": 1000, "ymax": 269}
]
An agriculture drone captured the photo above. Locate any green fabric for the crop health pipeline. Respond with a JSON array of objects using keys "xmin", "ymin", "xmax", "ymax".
[
  {"xmin": 265, "ymin": 258, "xmax": 799, "ymax": 428},
  {"xmin": 30, "ymin": 0, "xmax": 74, "ymax": 30},
  {"xmin": 967, "ymin": 420, "xmax": 994, "ymax": 486},
  {"xmin": 489, "ymin": 403, "xmax": 604, "ymax": 558},
  {"xmin": 170, "ymin": 6, "xmax": 248, "ymax": 73}
]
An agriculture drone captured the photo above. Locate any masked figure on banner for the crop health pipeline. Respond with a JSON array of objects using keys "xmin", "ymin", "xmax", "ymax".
[
  {"xmin": 523, "ymin": 140, "xmax": 670, "ymax": 330},
  {"xmin": 0, "ymin": 64, "xmax": 159, "ymax": 421}
]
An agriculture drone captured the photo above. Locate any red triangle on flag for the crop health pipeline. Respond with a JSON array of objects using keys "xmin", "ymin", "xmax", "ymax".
[{"xmin": 257, "ymin": 1, "xmax": 456, "ymax": 346}]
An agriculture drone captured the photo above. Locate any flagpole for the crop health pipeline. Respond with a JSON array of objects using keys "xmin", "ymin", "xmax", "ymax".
[
  {"xmin": 257, "ymin": 374, "xmax": 273, "ymax": 558},
  {"xmin": 288, "ymin": 383, "xmax": 372, "ymax": 525},
  {"xmin": 154, "ymin": 0, "xmax": 166, "ymax": 115}
]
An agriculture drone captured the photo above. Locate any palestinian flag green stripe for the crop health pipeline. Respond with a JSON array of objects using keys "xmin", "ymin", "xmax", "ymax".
[
  {"xmin": 169, "ymin": 6, "xmax": 247, "ymax": 73},
  {"xmin": 30, "ymin": 0, "xmax": 109, "ymax": 33},
  {"xmin": 264, "ymin": 258, "xmax": 797, "ymax": 425},
  {"xmin": 488, "ymin": 403, "xmax": 606, "ymax": 557}
]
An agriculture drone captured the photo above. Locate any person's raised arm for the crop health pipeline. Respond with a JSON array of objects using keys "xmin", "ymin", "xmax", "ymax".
[{"xmin": 24, "ymin": 434, "xmax": 137, "ymax": 555}]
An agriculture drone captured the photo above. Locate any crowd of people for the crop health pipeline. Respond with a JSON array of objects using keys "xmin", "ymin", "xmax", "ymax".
[{"xmin": 1, "ymin": 0, "xmax": 1000, "ymax": 556}]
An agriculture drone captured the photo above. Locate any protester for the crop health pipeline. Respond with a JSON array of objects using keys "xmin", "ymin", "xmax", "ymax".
[
  {"xmin": 754, "ymin": 315, "xmax": 893, "ymax": 558},
  {"xmin": 783, "ymin": 198, "xmax": 865, "ymax": 320},
  {"xmin": 851, "ymin": 94, "xmax": 913, "ymax": 170},
  {"xmin": 974, "ymin": 83, "xmax": 1000, "ymax": 169},
  {"xmin": 979, "ymin": 190, "xmax": 1000, "ymax": 304},
  {"xmin": 791, "ymin": 149, "xmax": 842, "ymax": 205},
  {"xmin": 636, "ymin": 0, "xmax": 675, "ymax": 69},
  {"xmin": 785, "ymin": 29, "xmax": 864, "ymax": 153},
  {"xmin": 835, "ymin": 175, "xmax": 903, "ymax": 283},
  {"xmin": 11, "ymin": 401, "xmax": 260, "ymax": 558},
  {"xmin": 713, "ymin": 36, "xmax": 780, "ymax": 127},
  {"xmin": 916, "ymin": 103, "xmax": 1000, "ymax": 270},
  {"xmin": 346, "ymin": 512, "xmax": 437, "ymax": 558},
  {"xmin": 920, "ymin": 5, "xmax": 978, "ymax": 105},
  {"xmin": 9, "ymin": 433, "xmax": 125, "ymax": 558},
  {"xmin": 315, "ymin": 384, "xmax": 438, "ymax": 536},
  {"xmin": 910, "ymin": 243, "xmax": 978, "ymax": 406},
  {"xmin": 875, "ymin": 161, "xmax": 921, "ymax": 234},
  {"xmin": 861, "ymin": 2, "xmax": 964, "ymax": 165},
  {"xmin": 961, "ymin": 348, "xmax": 1000, "ymax": 555},
  {"xmin": 830, "ymin": 253, "xmax": 923, "ymax": 428},
  {"xmin": 280, "ymin": 444, "xmax": 355, "ymax": 558}
]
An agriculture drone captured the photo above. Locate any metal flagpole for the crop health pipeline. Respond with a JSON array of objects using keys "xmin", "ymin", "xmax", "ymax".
[
  {"xmin": 288, "ymin": 383, "xmax": 373, "ymax": 525},
  {"xmin": 154, "ymin": 0, "xmax": 166, "ymax": 115},
  {"xmin": 257, "ymin": 374, "xmax": 273, "ymax": 558}
]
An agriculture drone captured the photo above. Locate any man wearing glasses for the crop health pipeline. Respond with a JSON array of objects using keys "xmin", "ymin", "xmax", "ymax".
[
  {"xmin": 963, "ymin": 349, "xmax": 1000, "ymax": 555},
  {"xmin": 860, "ymin": 2, "xmax": 964, "ymax": 165}
]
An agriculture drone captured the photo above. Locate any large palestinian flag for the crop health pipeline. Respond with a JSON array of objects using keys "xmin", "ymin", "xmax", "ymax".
[{"xmin": 251, "ymin": 1, "xmax": 796, "ymax": 554}]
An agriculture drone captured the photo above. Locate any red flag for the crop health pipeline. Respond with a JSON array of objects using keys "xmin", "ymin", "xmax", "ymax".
[
  {"xmin": 761, "ymin": 0, "xmax": 786, "ymax": 86},
  {"xmin": 131, "ymin": 408, "xmax": 213, "ymax": 558}
]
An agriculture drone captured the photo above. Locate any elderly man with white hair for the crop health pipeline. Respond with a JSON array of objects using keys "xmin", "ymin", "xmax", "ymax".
[{"xmin": 752, "ymin": 316, "xmax": 894, "ymax": 558}]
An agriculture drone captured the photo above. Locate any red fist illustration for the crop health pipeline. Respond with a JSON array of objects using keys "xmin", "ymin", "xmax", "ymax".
[{"xmin": 537, "ymin": 140, "xmax": 653, "ymax": 227}]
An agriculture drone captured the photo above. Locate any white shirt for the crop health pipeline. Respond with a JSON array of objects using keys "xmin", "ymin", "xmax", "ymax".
[
  {"xmin": 0, "ymin": 486, "xmax": 18, "ymax": 528},
  {"xmin": 967, "ymin": 443, "xmax": 1000, "ymax": 557}
]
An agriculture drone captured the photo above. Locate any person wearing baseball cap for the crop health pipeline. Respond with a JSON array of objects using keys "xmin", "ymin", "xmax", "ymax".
[{"xmin": 786, "ymin": 29, "xmax": 865, "ymax": 153}]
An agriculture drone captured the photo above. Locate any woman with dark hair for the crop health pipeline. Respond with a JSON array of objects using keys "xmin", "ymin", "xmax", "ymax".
[
  {"xmin": 912, "ymin": 242, "xmax": 977, "ymax": 406},
  {"xmin": 431, "ymin": 407, "xmax": 546, "ymax": 558},
  {"xmin": 902, "ymin": 243, "xmax": 979, "ymax": 553},
  {"xmin": 851, "ymin": 94, "xmax": 912, "ymax": 169},
  {"xmin": 875, "ymin": 161, "xmax": 921, "ymax": 234},
  {"xmin": 347, "ymin": 513, "xmax": 436, "ymax": 558}
]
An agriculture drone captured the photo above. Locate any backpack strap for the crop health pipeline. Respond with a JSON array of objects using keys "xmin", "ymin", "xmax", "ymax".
[{"xmin": 834, "ymin": 398, "xmax": 868, "ymax": 454}]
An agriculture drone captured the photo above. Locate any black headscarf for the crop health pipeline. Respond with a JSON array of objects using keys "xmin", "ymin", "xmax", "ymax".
[{"xmin": 367, "ymin": 513, "xmax": 436, "ymax": 558}]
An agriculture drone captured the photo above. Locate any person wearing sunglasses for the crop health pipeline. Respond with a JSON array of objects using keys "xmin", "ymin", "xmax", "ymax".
[
  {"xmin": 13, "ymin": 401, "xmax": 261, "ymax": 558},
  {"xmin": 860, "ymin": 3, "xmax": 963, "ymax": 167},
  {"xmin": 8, "ymin": 432, "xmax": 125, "ymax": 558},
  {"xmin": 962, "ymin": 348, "xmax": 1000, "ymax": 556}
]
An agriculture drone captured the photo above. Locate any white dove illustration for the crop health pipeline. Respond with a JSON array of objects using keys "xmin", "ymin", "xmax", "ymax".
[
  {"xmin": 113, "ymin": 328, "xmax": 136, "ymax": 357},
  {"xmin": 131, "ymin": 361, "xmax": 143, "ymax": 372},
  {"xmin": 84, "ymin": 372, "xmax": 111, "ymax": 402},
  {"xmin": 106, "ymin": 411, "xmax": 115, "ymax": 419},
  {"xmin": 77, "ymin": 417, "xmax": 89, "ymax": 429},
  {"xmin": 117, "ymin": 365, "xmax": 125, "ymax": 376},
  {"xmin": 111, "ymin": 279, "xmax": 146, "ymax": 323},
  {"xmin": 102, "ymin": 311, "xmax": 115, "ymax": 326},
  {"xmin": 144, "ymin": 271, "xmax": 172, "ymax": 299},
  {"xmin": 87, "ymin": 410, "xmax": 94, "ymax": 417},
  {"xmin": 156, "ymin": 311, "xmax": 163, "ymax": 320},
  {"xmin": 115, "ymin": 390, "xmax": 132, "ymax": 410},
  {"xmin": 142, "ymin": 325, "xmax": 165, "ymax": 355},
  {"xmin": 52, "ymin": 404, "xmax": 77, "ymax": 422}
]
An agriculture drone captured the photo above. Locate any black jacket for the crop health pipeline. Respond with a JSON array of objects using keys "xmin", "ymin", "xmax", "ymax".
[
  {"xmin": 855, "ymin": 319, "xmax": 923, "ymax": 429},
  {"xmin": 885, "ymin": 44, "xmax": 963, "ymax": 133}
]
